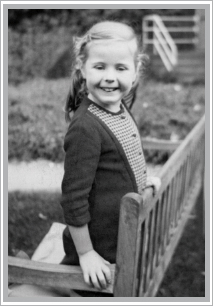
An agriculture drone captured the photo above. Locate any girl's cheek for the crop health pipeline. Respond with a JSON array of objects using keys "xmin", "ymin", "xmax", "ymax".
[{"xmin": 91, "ymin": 71, "xmax": 102, "ymax": 79}]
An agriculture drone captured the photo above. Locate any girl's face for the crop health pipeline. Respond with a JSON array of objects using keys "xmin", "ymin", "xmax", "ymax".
[{"xmin": 81, "ymin": 40, "xmax": 138, "ymax": 112}]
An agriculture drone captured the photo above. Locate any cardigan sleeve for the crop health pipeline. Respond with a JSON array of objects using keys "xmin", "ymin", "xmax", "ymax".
[{"xmin": 61, "ymin": 115, "xmax": 101, "ymax": 226}]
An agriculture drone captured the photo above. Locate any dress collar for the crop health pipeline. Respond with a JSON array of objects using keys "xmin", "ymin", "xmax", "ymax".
[{"xmin": 84, "ymin": 96, "xmax": 125, "ymax": 116}]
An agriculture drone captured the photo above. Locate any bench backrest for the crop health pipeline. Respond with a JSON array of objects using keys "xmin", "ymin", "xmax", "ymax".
[{"xmin": 114, "ymin": 115, "xmax": 205, "ymax": 296}]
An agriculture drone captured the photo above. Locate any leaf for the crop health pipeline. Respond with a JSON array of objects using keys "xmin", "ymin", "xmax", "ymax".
[{"xmin": 38, "ymin": 213, "xmax": 47, "ymax": 220}]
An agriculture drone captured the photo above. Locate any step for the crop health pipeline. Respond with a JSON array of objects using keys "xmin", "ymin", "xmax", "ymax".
[
  {"xmin": 150, "ymin": 50, "xmax": 205, "ymax": 68},
  {"xmin": 178, "ymin": 50, "xmax": 205, "ymax": 58},
  {"xmin": 151, "ymin": 56, "xmax": 204, "ymax": 67},
  {"xmin": 152, "ymin": 60, "xmax": 204, "ymax": 70},
  {"xmin": 149, "ymin": 50, "xmax": 205, "ymax": 80}
]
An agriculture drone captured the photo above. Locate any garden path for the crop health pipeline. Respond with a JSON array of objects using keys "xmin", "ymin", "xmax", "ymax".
[{"xmin": 8, "ymin": 160, "xmax": 162, "ymax": 192}]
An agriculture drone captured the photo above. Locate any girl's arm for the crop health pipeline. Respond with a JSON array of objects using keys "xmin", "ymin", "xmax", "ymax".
[
  {"xmin": 68, "ymin": 224, "xmax": 111, "ymax": 290},
  {"xmin": 62, "ymin": 118, "xmax": 111, "ymax": 290}
]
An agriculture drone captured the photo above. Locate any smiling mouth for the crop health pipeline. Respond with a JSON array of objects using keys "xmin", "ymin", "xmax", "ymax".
[{"xmin": 100, "ymin": 87, "xmax": 118, "ymax": 92}]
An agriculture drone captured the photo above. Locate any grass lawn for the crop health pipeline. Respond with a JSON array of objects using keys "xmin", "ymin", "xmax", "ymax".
[
  {"xmin": 8, "ymin": 192, "xmax": 65, "ymax": 258},
  {"xmin": 8, "ymin": 191, "xmax": 205, "ymax": 297},
  {"xmin": 8, "ymin": 78, "xmax": 205, "ymax": 162}
]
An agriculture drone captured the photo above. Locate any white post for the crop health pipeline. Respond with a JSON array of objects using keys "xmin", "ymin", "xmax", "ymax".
[{"xmin": 153, "ymin": 21, "xmax": 157, "ymax": 55}]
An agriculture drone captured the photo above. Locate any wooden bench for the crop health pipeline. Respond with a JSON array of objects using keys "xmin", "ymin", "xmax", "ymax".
[{"xmin": 8, "ymin": 115, "xmax": 205, "ymax": 297}]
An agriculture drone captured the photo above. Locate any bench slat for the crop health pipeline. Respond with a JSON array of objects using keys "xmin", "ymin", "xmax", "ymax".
[
  {"xmin": 143, "ymin": 176, "xmax": 202, "ymax": 297},
  {"xmin": 8, "ymin": 257, "xmax": 115, "ymax": 294},
  {"xmin": 141, "ymin": 137, "xmax": 181, "ymax": 151}
]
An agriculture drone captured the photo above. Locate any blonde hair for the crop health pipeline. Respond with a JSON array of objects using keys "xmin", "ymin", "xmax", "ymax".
[{"xmin": 65, "ymin": 21, "xmax": 146, "ymax": 122}]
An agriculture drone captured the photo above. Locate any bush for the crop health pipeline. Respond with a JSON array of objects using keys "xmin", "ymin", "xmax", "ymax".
[
  {"xmin": 8, "ymin": 78, "xmax": 68, "ymax": 161},
  {"xmin": 132, "ymin": 81, "xmax": 205, "ymax": 140},
  {"xmin": 8, "ymin": 9, "xmax": 196, "ymax": 84},
  {"xmin": 8, "ymin": 26, "xmax": 74, "ymax": 84}
]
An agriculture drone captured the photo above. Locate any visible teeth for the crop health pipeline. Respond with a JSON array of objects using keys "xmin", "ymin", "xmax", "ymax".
[{"xmin": 101, "ymin": 88, "xmax": 116, "ymax": 92}]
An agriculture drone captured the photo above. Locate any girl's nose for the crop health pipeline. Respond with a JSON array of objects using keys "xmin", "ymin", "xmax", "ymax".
[
  {"xmin": 104, "ymin": 69, "xmax": 116, "ymax": 83},
  {"xmin": 105, "ymin": 79, "xmax": 114, "ymax": 83}
]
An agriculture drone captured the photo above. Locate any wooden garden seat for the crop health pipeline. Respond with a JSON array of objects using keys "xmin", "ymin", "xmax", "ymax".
[{"xmin": 8, "ymin": 115, "xmax": 205, "ymax": 297}]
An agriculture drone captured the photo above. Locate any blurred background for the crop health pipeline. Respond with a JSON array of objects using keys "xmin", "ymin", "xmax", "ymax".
[{"xmin": 8, "ymin": 9, "xmax": 205, "ymax": 297}]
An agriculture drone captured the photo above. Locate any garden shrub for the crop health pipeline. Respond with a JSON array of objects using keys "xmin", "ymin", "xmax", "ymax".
[{"xmin": 8, "ymin": 9, "xmax": 196, "ymax": 84}]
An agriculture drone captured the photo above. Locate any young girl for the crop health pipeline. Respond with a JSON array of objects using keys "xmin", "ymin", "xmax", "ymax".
[{"xmin": 60, "ymin": 21, "xmax": 161, "ymax": 293}]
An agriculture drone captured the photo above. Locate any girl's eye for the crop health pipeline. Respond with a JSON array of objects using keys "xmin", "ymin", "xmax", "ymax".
[
  {"xmin": 117, "ymin": 66, "xmax": 127, "ymax": 71},
  {"xmin": 95, "ymin": 66, "xmax": 104, "ymax": 70}
]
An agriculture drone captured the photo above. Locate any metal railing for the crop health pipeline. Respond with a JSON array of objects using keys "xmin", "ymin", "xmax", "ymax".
[
  {"xmin": 142, "ymin": 15, "xmax": 178, "ymax": 71},
  {"xmin": 160, "ymin": 15, "xmax": 200, "ymax": 45},
  {"xmin": 143, "ymin": 15, "xmax": 200, "ymax": 46}
]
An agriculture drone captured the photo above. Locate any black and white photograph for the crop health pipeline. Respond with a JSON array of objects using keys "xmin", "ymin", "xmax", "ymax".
[{"xmin": 2, "ymin": 1, "xmax": 211, "ymax": 303}]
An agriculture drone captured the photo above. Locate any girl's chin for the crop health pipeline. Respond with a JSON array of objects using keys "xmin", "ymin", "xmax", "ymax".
[{"xmin": 88, "ymin": 92, "xmax": 124, "ymax": 106}]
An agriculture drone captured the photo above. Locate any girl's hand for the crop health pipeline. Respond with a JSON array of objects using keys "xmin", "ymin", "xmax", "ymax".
[
  {"xmin": 79, "ymin": 249, "xmax": 111, "ymax": 290},
  {"xmin": 145, "ymin": 176, "xmax": 161, "ymax": 196}
]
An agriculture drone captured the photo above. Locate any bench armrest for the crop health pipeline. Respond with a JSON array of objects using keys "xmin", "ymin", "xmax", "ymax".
[{"xmin": 8, "ymin": 256, "xmax": 115, "ymax": 294}]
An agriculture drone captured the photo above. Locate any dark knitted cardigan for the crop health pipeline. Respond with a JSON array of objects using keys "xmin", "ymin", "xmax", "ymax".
[{"xmin": 61, "ymin": 97, "xmax": 146, "ymax": 265}]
